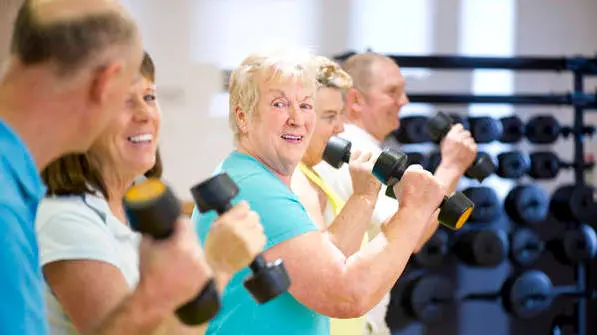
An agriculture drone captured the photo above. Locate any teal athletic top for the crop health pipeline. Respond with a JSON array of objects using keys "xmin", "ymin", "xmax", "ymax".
[{"xmin": 193, "ymin": 151, "xmax": 329, "ymax": 334}]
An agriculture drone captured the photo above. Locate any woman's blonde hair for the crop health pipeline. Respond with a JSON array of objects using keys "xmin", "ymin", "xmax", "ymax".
[
  {"xmin": 313, "ymin": 56, "xmax": 353, "ymax": 98},
  {"xmin": 228, "ymin": 47, "xmax": 319, "ymax": 143}
]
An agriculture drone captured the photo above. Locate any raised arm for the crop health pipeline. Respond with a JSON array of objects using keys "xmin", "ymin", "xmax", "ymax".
[{"xmin": 264, "ymin": 166, "xmax": 444, "ymax": 318}]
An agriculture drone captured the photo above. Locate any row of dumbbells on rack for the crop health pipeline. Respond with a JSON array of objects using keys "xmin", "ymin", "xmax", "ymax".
[
  {"xmin": 394, "ymin": 113, "xmax": 595, "ymax": 145},
  {"xmin": 398, "ymin": 270, "xmax": 597, "ymax": 325},
  {"xmin": 413, "ymin": 222, "xmax": 597, "ymax": 269}
]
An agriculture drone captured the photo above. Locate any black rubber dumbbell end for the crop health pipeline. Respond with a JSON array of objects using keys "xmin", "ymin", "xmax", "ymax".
[
  {"xmin": 124, "ymin": 178, "xmax": 182, "ymax": 239},
  {"xmin": 510, "ymin": 228, "xmax": 545, "ymax": 267},
  {"xmin": 322, "ymin": 136, "xmax": 352, "ymax": 168},
  {"xmin": 244, "ymin": 258, "xmax": 291, "ymax": 303},
  {"xmin": 425, "ymin": 112, "xmax": 453, "ymax": 143},
  {"xmin": 372, "ymin": 148, "xmax": 408, "ymax": 185},
  {"xmin": 465, "ymin": 153, "xmax": 496, "ymax": 182},
  {"xmin": 439, "ymin": 192, "xmax": 474, "ymax": 230},
  {"xmin": 191, "ymin": 173, "xmax": 239, "ymax": 214},
  {"xmin": 500, "ymin": 270, "xmax": 553, "ymax": 319},
  {"xmin": 177, "ymin": 278, "xmax": 221, "ymax": 325}
]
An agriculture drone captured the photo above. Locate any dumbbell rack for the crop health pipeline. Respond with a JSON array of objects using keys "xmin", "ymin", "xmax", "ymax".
[{"xmin": 335, "ymin": 52, "xmax": 597, "ymax": 335}]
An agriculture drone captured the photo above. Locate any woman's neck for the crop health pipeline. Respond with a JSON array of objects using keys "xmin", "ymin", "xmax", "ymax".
[
  {"xmin": 101, "ymin": 169, "xmax": 136, "ymax": 225},
  {"xmin": 236, "ymin": 144, "xmax": 294, "ymax": 187}
]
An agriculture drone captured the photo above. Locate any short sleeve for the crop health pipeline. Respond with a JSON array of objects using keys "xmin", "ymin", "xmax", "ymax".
[
  {"xmin": 35, "ymin": 200, "xmax": 121, "ymax": 268},
  {"xmin": 242, "ymin": 176, "xmax": 317, "ymax": 249},
  {"xmin": 0, "ymin": 205, "xmax": 48, "ymax": 335}
]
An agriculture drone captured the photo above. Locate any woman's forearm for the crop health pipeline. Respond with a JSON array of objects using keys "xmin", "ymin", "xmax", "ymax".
[{"xmin": 326, "ymin": 193, "xmax": 376, "ymax": 256}]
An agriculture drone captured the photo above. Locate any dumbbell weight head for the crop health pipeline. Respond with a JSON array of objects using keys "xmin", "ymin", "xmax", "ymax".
[
  {"xmin": 504, "ymin": 184, "xmax": 549, "ymax": 225},
  {"xmin": 447, "ymin": 113, "xmax": 470, "ymax": 130},
  {"xmin": 322, "ymin": 136, "xmax": 351, "ymax": 168},
  {"xmin": 454, "ymin": 229, "xmax": 509, "ymax": 267},
  {"xmin": 426, "ymin": 112, "xmax": 453, "ymax": 143},
  {"xmin": 510, "ymin": 228, "xmax": 545, "ymax": 267},
  {"xmin": 500, "ymin": 116, "xmax": 524, "ymax": 143},
  {"xmin": 124, "ymin": 179, "xmax": 220, "ymax": 325},
  {"xmin": 191, "ymin": 173, "xmax": 291, "ymax": 304},
  {"xmin": 405, "ymin": 152, "xmax": 428, "ymax": 168},
  {"xmin": 548, "ymin": 224, "xmax": 597, "ymax": 265},
  {"xmin": 462, "ymin": 187, "xmax": 502, "ymax": 224},
  {"xmin": 497, "ymin": 151, "xmax": 530, "ymax": 179},
  {"xmin": 501, "ymin": 270, "xmax": 553, "ymax": 319},
  {"xmin": 550, "ymin": 184, "xmax": 597, "ymax": 223},
  {"xmin": 414, "ymin": 229, "xmax": 450, "ymax": 268},
  {"xmin": 525, "ymin": 115, "xmax": 561, "ymax": 144},
  {"xmin": 469, "ymin": 117, "xmax": 503, "ymax": 143},
  {"xmin": 393, "ymin": 116, "xmax": 432, "ymax": 143},
  {"xmin": 528, "ymin": 152, "xmax": 561, "ymax": 179},
  {"xmin": 464, "ymin": 152, "xmax": 496, "ymax": 182},
  {"xmin": 402, "ymin": 275, "xmax": 456, "ymax": 324}
]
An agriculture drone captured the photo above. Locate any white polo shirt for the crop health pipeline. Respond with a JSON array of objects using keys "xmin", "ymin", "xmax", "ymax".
[
  {"xmin": 313, "ymin": 123, "xmax": 399, "ymax": 335},
  {"xmin": 35, "ymin": 192, "xmax": 142, "ymax": 335}
]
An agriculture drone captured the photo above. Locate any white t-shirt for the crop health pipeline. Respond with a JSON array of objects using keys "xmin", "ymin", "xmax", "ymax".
[{"xmin": 35, "ymin": 192, "xmax": 142, "ymax": 335}]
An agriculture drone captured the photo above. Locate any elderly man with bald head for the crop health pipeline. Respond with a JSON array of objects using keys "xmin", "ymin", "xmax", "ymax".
[
  {"xmin": 313, "ymin": 53, "xmax": 478, "ymax": 334},
  {"xmin": 0, "ymin": 1, "xmax": 217, "ymax": 334}
]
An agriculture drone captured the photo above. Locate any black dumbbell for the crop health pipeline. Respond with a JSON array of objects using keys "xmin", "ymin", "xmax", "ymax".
[
  {"xmin": 414, "ymin": 229, "xmax": 450, "ymax": 268},
  {"xmin": 465, "ymin": 270, "xmax": 596, "ymax": 319},
  {"xmin": 426, "ymin": 112, "xmax": 496, "ymax": 182},
  {"xmin": 499, "ymin": 115, "xmax": 524, "ymax": 143},
  {"xmin": 497, "ymin": 151, "xmax": 530, "ymax": 179},
  {"xmin": 401, "ymin": 274, "xmax": 456, "ymax": 325},
  {"xmin": 504, "ymin": 184, "xmax": 549, "ymax": 225},
  {"xmin": 323, "ymin": 136, "xmax": 475, "ymax": 230},
  {"xmin": 509, "ymin": 227, "xmax": 545, "ymax": 267},
  {"xmin": 462, "ymin": 186, "xmax": 502, "ymax": 224},
  {"xmin": 550, "ymin": 184, "xmax": 597, "ymax": 223},
  {"xmin": 468, "ymin": 116, "xmax": 504, "ymax": 143},
  {"xmin": 525, "ymin": 116, "xmax": 570, "ymax": 144},
  {"xmin": 426, "ymin": 151, "xmax": 494, "ymax": 182},
  {"xmin": 454, "ymin": 229, "xmax": 509, "ymax": 267},
  {"xmin": 376, "ymin": 150, "xmax": 474, "ymax": 230},
  {"xmin": 393, "ymin": 116, "xmax": 432, "ymax": 143},
  {"xmin": 190, "ymin": 173, "xmax": 290, "ymax": 303},
  {"xmin": 528, "ymin": 151, "xmax": 594, "ymax": 180},
  {"xmin": 547, "ymin": 224, "xmax": 597, "ymax": 265},
  {"xmin": 447, "ymin": 113, "xmax": 470, "ymax": 130},
  {"xmin": 123, "ymin": 178, "xmax": 220, "ymax": 325},
  {"xmin": 405, "ymin": 151, "xmax": 428, "ymax": 169}
]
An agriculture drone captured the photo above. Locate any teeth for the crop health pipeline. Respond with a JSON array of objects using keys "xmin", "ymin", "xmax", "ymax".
[
  {"xmin": 281, "ymin": 135, "xmax": 302, "ymax": 141},
  {"xmin": 128, "ymin": 134, "xmax": 153, "ymax": 143}
]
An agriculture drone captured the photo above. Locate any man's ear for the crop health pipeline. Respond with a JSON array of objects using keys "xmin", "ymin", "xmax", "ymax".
[
  {"xmin": 235, "ymin": 106, "xmax": 249, "ymax": 133},
  {"xmin": 90, "ymin": 62, "xmax": 123, "ymax": 104},
  {"xmin": 346, "ymin": 87, "xmax": 364, "ymax": 120}
]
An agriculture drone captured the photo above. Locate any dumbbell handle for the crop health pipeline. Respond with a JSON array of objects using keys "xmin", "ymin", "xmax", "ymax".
[{"xmin": 214, "ymin": 202, "xmax": 268, "ymax": 275}]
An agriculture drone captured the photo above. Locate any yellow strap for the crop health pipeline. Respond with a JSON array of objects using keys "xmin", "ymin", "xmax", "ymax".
[{"xmin": 297, "ymin": 162, "xmax": 345, "ymax": 215}]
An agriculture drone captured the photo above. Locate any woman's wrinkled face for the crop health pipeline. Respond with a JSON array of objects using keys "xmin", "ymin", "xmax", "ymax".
[{"xmin": 239, "ymin": 77, "xmax": 316, "ymax": 176}]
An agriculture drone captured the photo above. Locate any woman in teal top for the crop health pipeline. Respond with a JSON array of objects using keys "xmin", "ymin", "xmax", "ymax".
[{"xmin": 193, "ymin": 49, "xmax": 447, "ymax": 335}]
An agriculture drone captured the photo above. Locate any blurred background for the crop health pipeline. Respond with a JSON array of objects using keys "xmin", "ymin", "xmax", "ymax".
[{"xmin": 1, "ymin": 1, "xmax": 596, "ymax": 334}]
